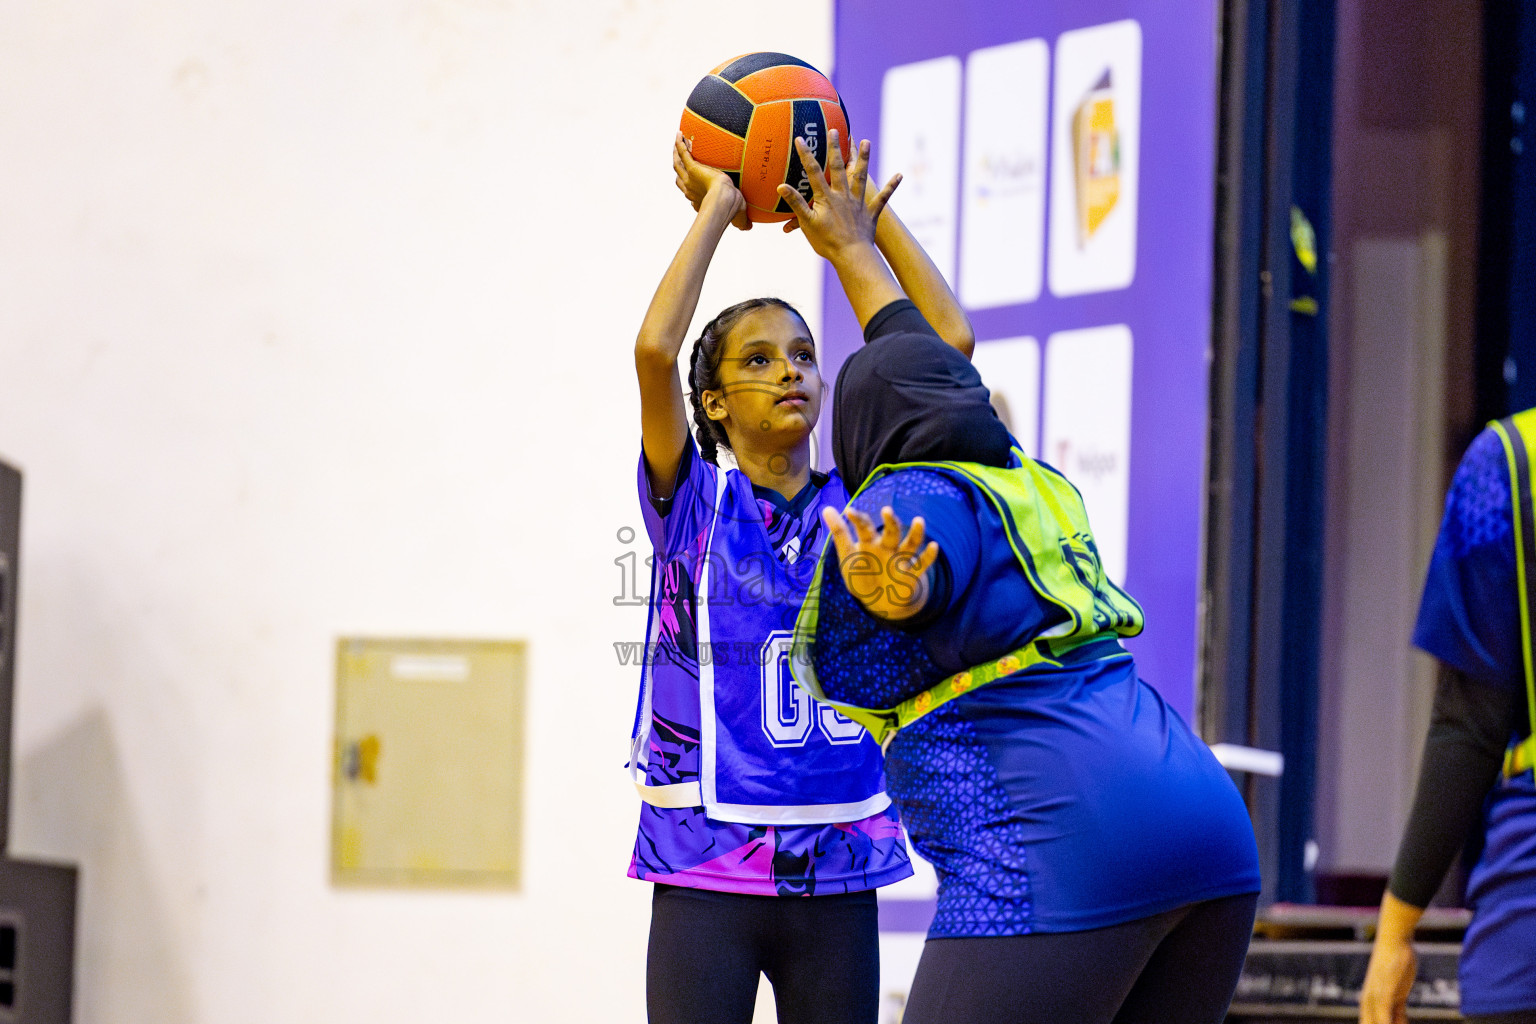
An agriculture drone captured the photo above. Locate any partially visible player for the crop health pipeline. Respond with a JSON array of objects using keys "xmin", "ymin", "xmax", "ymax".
[
  {"xmin": 780, "ymin": 133, "xmax": 1262, "ymax": 1024},
  {"xmin": 1359, "ymin": 415, "xmax": 1536, "ymax": 1024},
  {"xmin": 627, "ymin": 130, "xmax": 969, "ymax": 1024}
]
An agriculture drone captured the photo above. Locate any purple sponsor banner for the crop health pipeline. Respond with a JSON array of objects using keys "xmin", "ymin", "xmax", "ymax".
[{"xmin": 824, "ymin": 0, "xmax": 1221, "ymax": 719}]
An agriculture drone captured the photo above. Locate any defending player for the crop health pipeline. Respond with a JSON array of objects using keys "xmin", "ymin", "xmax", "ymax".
[
  {"xmin": 1359, "ymin": 415, "xmax": 1536, "ymax": 1024},
  {"xmin": 627, "ymin": 131, "xmax": 969, "ymax": 1024},
  {"xmin": 779, "ymin": 134, "xmax": 1263, "ymax": 1024}
]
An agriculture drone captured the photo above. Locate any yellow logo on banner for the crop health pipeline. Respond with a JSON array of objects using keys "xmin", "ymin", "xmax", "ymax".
[{"xmin": 1072, "ymin": 69, "xmax": 1120, "ymax": 246}]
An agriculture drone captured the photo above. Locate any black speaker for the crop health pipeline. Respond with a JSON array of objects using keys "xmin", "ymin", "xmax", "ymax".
[
  {"xmin": 0, "ymin": 460, "xmax": 17, "ymax": 854},
  {"xmin": 0, "ymin": 859, "xmax": 76, "ymax": 1024},
  {"xmin": 0, "ymin": 462, "xmax": 77, "ymax": 1022}
]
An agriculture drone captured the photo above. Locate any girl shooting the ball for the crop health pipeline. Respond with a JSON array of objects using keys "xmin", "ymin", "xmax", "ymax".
[{"xmin": 626, "ymin": 124, "xmax": 971, "ymax": 1024}]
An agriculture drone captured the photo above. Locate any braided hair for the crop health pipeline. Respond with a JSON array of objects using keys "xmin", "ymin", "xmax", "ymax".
[{"xmin": 687, "ymin": 297, "xmax": 802, "ymax": 464}]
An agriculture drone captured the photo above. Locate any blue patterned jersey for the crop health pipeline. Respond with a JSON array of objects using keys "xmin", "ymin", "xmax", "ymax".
[
  {"xmin": 812, "ymin": 467, "xmax": 1259, "ymax": 934},
  {"xmin": 628, "ymin": 440, "xmax": 911, "ymax": 896}
]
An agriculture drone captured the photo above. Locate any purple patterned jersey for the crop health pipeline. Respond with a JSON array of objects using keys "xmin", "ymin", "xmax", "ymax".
[{"xmin": 628, "ymin": 440, "xmax": 911, "ymax": 896}]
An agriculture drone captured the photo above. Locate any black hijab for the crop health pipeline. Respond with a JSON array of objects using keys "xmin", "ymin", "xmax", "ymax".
[{"xmin": 832, "ymin": 316, "xmax": 1014, "ymax": 491}]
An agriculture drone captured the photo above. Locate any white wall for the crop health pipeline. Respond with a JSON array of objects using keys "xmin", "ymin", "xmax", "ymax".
[{"xmin": 0, "ymin": 2, "xmax": 833, "ymax": 1020}]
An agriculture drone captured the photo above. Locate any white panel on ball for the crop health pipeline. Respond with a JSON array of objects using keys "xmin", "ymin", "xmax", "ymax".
[
  {"xmin": 879, "ymin": 55, "xmax": 963, "ymax": 286},
  {"xmin": 969, "ymin": 336, "xmax": 1041, "ymax": 458},
  {"xmin": 1042, "ymin": 325, "xmax": 1133, "ymax": 584},
  {"xmin": 960, "ymin": 39, "xmax": 1049, "ymax": 309},
  {"xmin": 1047, "ymin": 20, "xmax": 1142, "ymax": 297}
]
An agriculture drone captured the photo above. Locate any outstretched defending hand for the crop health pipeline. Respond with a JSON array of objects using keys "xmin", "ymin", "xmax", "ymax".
[
  {"xmin": 776, "ymin": 132, "xmax": 900, "ymax": 257},
  {"xmin": 821, "ymin": 505, "xmax": 940, "ymax": 621},
  {"xmin": 674, "ymin": 132, "xmax": 751, "ymax": 231}
]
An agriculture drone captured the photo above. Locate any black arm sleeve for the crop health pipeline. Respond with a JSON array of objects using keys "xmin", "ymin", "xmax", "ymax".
[
  {"xmin": 1387, "ymin": 669, "xmax": 1528, "ymax": 907},
  {"xmin": 863, "ymin": 299, "xmax": 941, "ymax": 344}
]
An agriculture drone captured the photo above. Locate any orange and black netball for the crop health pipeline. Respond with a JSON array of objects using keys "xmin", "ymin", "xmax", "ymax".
[{"xmin": 680, "ymin": 52, "xmax": 852, "ymax": 223}]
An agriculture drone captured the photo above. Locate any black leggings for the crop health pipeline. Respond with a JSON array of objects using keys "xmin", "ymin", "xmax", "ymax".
[
  {"xmin": 902, "ymin": 892, "xmax": 1259, "ymax": 1024},
  {"xmin": 646, "ymin": 883, "xmax": 880, "ymax": 1024}
]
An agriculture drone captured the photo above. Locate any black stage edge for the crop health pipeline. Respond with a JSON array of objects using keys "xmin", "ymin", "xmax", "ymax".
[{"xmin": 1230, "ymin": 905, "xmax": 1471, "ymax": 1022}]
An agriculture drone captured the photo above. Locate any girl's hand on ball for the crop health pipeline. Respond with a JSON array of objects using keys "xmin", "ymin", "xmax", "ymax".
[
  {"xmin": 672, "ymin": 132, "xmax": 733, "ymax": 210},
  {"xmin": 776, "ymin": 131, "xmax": 899, "ymax": 257},
  {"xmin": 674, "ymin": 133, "xmax": 751, "ymax": 231},
  {"xmin": 780, "ymin": 139, "xmax": 894, "ymax": 234}
]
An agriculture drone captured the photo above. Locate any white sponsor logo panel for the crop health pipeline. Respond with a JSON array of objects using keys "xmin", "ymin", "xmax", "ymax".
[
  {"xmin": 1042, "ymin": 325, "xmax": 1134, "ymax": 584},
  {"xmin": 1047, "ymin": 19, "xmax": 1143, "ymax": 296},
  {"xmin": 879, "ymin": 56, "xmax": 964, "ymax": 287},
  {"xmin": 969, "ymin": 336, "xmax": 1042, "ymax": 459},
  {"xmin": 959, "ymin": 39, "xmax": 1049, "ymax": 309}
]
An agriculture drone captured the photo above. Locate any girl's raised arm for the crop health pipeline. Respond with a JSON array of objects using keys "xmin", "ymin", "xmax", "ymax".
[
  {"xmin": 869, "ymin": 199, "xmax": 974, "ymax": 358},
  {"xmin": 635, "ymin": 134, "xmax": 748, "ymax": 497},
  {"xmin": 774, "ymin": 133, "xmax": 903, "ymax": 330},
  {"xmin": 781, "ymin": 136, "xmax": 974, "ymax": 357}
]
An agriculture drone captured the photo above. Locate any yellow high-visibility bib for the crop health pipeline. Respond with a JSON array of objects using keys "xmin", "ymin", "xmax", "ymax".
[
  {"xmin": 791, "ymin": 450, "xmax": 1143, "ymax": 746},
  {"xmin": 1491, "ymin": 410, "xmax": 1536, "ymax": 778}
]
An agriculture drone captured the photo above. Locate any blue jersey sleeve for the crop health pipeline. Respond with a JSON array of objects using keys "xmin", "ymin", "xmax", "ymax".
[
  {"xmin": 848, "ymin": 469, "xmax": 982, "ymax": 623},
  {"xmin": 1412, "ymin": 428, "xmax": 1523, "ymax": 692},
  {"xmin": 638, "ymin": 437, "xmax": 719, "ymax": 559}
]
